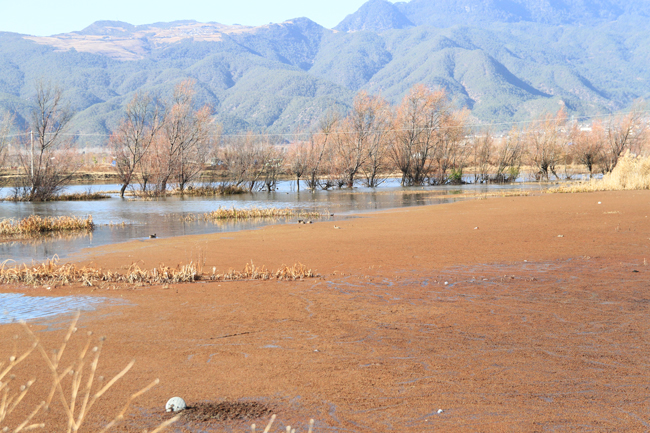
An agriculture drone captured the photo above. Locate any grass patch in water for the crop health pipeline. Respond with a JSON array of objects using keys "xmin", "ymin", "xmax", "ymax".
[
  {"xmin": 0, "ymin": 215, "xmax": 94, "ymax": 237},
  {"xmin": 183, "ymin": 207, "xmax": 324, "ymax": 222},
  {"xmin": 2, "ymin": 191, "xmax": 110, "ymax": 202},
  {"xmin": 175, "ymin": 185, "xmax": 247, "ymax": 196}
]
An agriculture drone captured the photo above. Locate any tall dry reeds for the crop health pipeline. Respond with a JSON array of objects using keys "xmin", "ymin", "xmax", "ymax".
[
  {"xmin": 549, "ymin": 153, "xmax": 650, "ymax": 193},
  {"xmin": 0, "ymin": 259, "xmax": 316, "ymax": 287},
  {"xmin": 0, "ymin": 215, "xmax": 94, "ymax": 237},
  {"xmin": 0, "ymin": 312, "xmax": 179, "ymax": 432}
]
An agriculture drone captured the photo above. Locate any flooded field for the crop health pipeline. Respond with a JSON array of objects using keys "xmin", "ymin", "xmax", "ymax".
[{"xmin": 0, "ymin": 180, "xmax": 543, "ymax": 263}]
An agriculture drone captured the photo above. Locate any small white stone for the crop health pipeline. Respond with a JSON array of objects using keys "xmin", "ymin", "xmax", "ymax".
[
  {"xmin": 437, "ymin": 409, "xmax": 444, "ymax": 414},
  {"xmin": 598, "ymin": 202, "xmax": 602, "ymax": 204},
  {"xmin": 165, "ymin": 397, "xmax": 187, "ymax": 412},
  {"xmin": 444, "ymin": 282, "xmax": 448, "ymax": 286}
]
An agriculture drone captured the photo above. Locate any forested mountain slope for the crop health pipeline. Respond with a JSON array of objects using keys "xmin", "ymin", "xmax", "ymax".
[{"xmin": 0, "ymin": 0, "xmax": 647, "ymax": 143}]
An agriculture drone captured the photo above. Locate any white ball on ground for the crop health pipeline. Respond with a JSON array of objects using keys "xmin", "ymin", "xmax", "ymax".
[{"xmin": 165, "ymin": 397, "xmax": 187, "ymax": 412}]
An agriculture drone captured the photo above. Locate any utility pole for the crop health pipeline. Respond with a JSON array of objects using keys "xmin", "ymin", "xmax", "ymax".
[{"xmin": 30, "ymin": 130, "xmax": 34, "ymax": 180}]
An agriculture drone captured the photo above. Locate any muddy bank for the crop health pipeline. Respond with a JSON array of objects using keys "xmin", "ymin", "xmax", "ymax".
[{"xmin": 1, "ymin": 191, "xmax": 649, "ymax": 432}]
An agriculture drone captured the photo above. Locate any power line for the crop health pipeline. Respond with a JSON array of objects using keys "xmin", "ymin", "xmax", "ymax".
[{"xmin": 2, "ymin": 109, "xmax": 648, "ymax": 140}]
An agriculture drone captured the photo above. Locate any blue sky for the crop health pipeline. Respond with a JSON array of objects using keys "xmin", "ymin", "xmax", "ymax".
[{"xmin": 0, "ymin": 0, "xmax": 376, "ymax": 36}]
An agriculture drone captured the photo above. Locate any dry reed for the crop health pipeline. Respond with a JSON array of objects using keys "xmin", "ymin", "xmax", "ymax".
[
  {"xmin": 183, "ymin": 207, "xmax": 324, "ymax": 222},
  {"xmin": 54, "ymin": 191, "xmax": 110, "ymax": 201},
  {"xmin": 175, "ymin": 185, "xmax": 247, "ymax": 196},
  {"xmin": 0, "ymin": 312, "xmax": 179, "ymax": 432},
  {"xmin": 0, "ymin": 215, "xmax": 94, "ymax": 237},
  {"xmin": 2, "ymin": 191, "xmax": 109, "ymax": 202},
  {"xmin": 549, "ymin": 153, "xmax": 650, "ymax": 193},
  {"xmin": 0, "ymin": 259, "xmax": 316, "ymax": 287}
]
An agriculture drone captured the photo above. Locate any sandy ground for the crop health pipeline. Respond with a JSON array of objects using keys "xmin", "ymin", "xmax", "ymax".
[{"xmin": 1, "ymin": 190, "xmax": 650, "ymax": 432}]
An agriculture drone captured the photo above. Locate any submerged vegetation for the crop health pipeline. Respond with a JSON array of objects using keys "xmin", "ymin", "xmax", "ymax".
[
  {"xmin": 0, "ymin": 215, "xmax": 94, "ymax": 237},
  {"xmin": 0, "ymin": 259, "xmax": 316, "ymax": 287},
  {"xmin": 549, "ymin": 154, "xmax": 650, "ymax": 193},
  {"xmin": 183, "ymin": 207, "xmax": 325, "ymax": 222},
  {"xmin": 3, "ymin": 190, "xmax": 110, "ymax": 202}
]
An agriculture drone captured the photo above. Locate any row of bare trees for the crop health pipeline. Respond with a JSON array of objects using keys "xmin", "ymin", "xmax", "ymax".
[
  {"xmin": 285, "ymin": 85, "xmax": 470, "ymax": 189},
  {"xmin": 111, "ymin": 80, "xmax": 216, "ymax": 197},
  {"xmin": 1, "ymin": 82, "xmax": 647, "ymax": 200},
  {"xmin": 283, "ymin": 92, "xmax": 647, "ymax": 189}
]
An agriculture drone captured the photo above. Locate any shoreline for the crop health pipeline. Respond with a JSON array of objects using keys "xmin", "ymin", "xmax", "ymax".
[{"xmin": 1, "ymin": 190, "xmax": 649, "ymax": 431}]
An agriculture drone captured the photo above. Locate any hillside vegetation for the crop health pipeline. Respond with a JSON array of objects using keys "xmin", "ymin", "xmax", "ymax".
[{"xmin": 0, "ymin": 0, "xmax": 647, "ymax": 143}]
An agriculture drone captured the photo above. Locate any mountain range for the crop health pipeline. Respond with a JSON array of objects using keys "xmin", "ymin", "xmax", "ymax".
[{"xmin": 0, "ymin": 0, "xmax": 648, "ymax": 144}]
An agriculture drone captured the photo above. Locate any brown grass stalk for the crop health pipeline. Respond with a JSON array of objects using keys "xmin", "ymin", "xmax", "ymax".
[
  {"xmin": 549, "ymin": 153, "xmax": 650, "ymax": 193},
  {"xmin": 0, "ymin": 259, "xmax": 316, "ymax": 287},
  {"xmin": 0, "ymin": 215, "xmax": 94, "ymax": 237},
  {"xmin": 1, "ymin": 313, "xmax": 176, "ymax": 432},
  {"xmin": 183, "ymin": 207, "xmax": 324, "ymax": 223}
]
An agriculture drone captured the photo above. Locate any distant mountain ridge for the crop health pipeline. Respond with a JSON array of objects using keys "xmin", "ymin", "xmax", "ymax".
[
  {"xmin": 0, "ymin": 0, "xmax": 648, "ymax": 143},
  {"xmin": 335, "ymin": 0, "xmax": 414, "ymax": 32},
  {"xmin": 394, "ymin": 0, "xmax": 650, "ymax": 28}
]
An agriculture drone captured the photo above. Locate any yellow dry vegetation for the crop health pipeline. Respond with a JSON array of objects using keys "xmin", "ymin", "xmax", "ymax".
[
  {"xmin": 0, "ymin": 259, "xmax": 316, "ymax": 287},
  {"xmin": 549, "ymin": 153, "xmax": 650, "ymax": 193}
]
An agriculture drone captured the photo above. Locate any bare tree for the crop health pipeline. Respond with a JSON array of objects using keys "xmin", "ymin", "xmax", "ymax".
[
  {"xmin": 334, "ymin": 92, "xmax": 391, "ymax": 188},
  {"xmin": 570, "ymin": 122, "xmax": 604, "ymax": 178},
  {"xmin": 15, "ymin": 82, "xmax": 76, "ymax": 201},
  {"xmin": 361, "ymin": 95, "xmax": 392, "ymax": 187},
  {"xmin": 429, "ymin": 110, "xmax": 469, "ymax": 185},
  {"xmin": 157, "ymin": 80, "xmax": 215, "ymax": 193},
  {"xmin": 261, "ymin": 140, "xmax": 285, "ymax": 192},
  {"xmin": 111, "ymin": 92, "xmax": 163, "ymax": 198},
  {"xmin": 493, "ymin": 127, "xmax": 524, "ymax": 183},
  {"xmin": 471, "ymin": 130, "xmax": 492, "ymax": 183},
  {"xmin": 305, "ymin": 113, "xmax": 338, "ymax": 190},
  {"xmin": 602, "ymin": 106, "xmax": 646, "ymax": 172},
  {"xmin": 389, "ymin": 85, "xmax": 451, "ymax": 186},
  {"xmin": 525, "ymin": 108, "xmax": 567, "ymax": 181},
  {"xmin": 287, "ymin": 140, "xmax": 310, "ymax": 191},
  {"xmin": 220, "ymin": 133, "xmax": 280, "ymax": 192}
]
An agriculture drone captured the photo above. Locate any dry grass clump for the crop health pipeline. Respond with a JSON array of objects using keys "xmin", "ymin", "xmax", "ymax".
[
  {"xmin": 54, "ymin": 191, "xmax": 110, "ymax": 201},
  {"xmin": 0, "ymin": 215, "xmax": 94, "ymax": 237},
  {"xmin": 0, "ymin": 313, "xmax": 178, "ymax": 432},
  {"xmin": 2, "ymin": 191, "xmax": 109, "ymax": 202},
  {"xmin": 176, "ymin": 185, "xmax": 247, "ymax": 196},
  {"xmin": 183, "ymin": 207, "xmax": 324, "ymax": 222},
  {"xmin": 0, "ymin": 259, "xmax": 316, "ymax": 287},
  {"xmin": 549, "ymin": 153, "xmax": 650, "ymax": 193}
]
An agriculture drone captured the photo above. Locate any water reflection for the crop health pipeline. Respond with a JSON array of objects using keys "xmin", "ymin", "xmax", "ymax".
[{"xmin": 1, "ymin": 180, "xmax": 543, "ymax": 263}]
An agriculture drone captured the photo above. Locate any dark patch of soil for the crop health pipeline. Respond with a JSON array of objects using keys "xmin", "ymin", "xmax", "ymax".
[{"xmin": 165, "ymin": 401, "xmax": 273, "ymax": 425}]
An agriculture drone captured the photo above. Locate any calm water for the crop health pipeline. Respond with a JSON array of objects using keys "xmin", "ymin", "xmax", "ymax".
[
  {"xmin": 0, "ymin": 292, "xmax": 119, "ymax": 324},
  {"xmin": 0, "ymin": 180, "xmax": 544, "ymax": 263}
]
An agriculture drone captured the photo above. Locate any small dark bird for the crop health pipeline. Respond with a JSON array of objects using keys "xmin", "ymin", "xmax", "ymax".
[{"xmin": 149, "ymin": 234, "xmax": 157, "ymax": 239}]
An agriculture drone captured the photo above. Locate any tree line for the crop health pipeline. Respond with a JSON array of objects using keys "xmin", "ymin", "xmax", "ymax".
[{"xmin": 0, "ymin": 81, "xmax": 647, "ymax": 201}]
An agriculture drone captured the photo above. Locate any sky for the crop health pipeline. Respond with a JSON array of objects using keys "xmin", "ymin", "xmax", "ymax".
[{"xmin": 0, "ymin": 0, "xmax": 377, "ymax": 36}]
